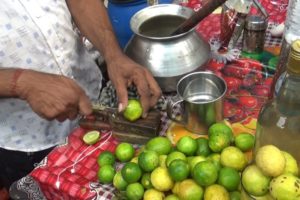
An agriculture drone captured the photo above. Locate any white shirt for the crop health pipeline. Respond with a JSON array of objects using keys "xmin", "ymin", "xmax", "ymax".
[{"xmin": 0, "ymin": 0, "xmax": 102, "ymax": 152}]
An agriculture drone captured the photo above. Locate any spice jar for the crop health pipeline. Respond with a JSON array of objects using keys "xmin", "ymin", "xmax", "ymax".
[{"xmin": 242, "ymin": 15, "xmax": 268, "ymax": 53}]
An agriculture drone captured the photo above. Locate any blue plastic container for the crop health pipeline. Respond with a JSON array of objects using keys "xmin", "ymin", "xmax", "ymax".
[{"xmin": 107, "ymin": 0, "xmax": 173, "ymax": 49}]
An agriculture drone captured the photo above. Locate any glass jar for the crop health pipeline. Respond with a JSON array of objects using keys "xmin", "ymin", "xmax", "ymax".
[
  {"xmin": 270, "ymin": 0, "xmax": 300, "ymax": 98},
  {"xmin": 255, "ymin": 39, "xmax": 300, "ymax": 164},
  {"xmin": 242, "ymin": 15, "xmax": 268, "ymax": 54},
  {"xmin": 241, "ymin": 40, "xmax": 300, "ymax": 200}
]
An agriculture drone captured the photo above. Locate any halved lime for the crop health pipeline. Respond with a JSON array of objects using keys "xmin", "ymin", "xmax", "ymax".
[{"xmin": 83, "ymin": 130, "xmax": 100, "ymax": 145}]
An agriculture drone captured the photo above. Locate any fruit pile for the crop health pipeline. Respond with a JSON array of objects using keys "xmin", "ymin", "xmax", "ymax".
[
  {"xmin": 241, "ymin": 145, "xmax": 300, "ymax": 200},
  {"xmin": 206, "ymin": 58, "xmax": 273, "ymax": 122},
  {"xmin": 96, "ymin": 122, "xmax": 256, "ymax": 200}
]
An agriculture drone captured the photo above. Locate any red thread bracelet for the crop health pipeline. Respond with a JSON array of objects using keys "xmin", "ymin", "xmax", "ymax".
[{"xmin": 11, "ymin": 69, "xmax": 25, "ymax": 96}]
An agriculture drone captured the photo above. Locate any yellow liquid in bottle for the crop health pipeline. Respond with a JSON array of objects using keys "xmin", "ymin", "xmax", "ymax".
[
  {"xmin": 255, "ymin": 40, "xmax": 300, "ymax": 166},
  {"xmin": 256, "ymin": 104, "xmax": 300, "ymax": 165}
]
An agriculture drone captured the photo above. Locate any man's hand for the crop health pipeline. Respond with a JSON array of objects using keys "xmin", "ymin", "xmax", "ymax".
[
  {"xmin": 107, "ymin": 55, "xmax": 162, "ymax": 118},
  {"xmin": 16, "ymin": 70, "xmax": 92, "ymax": 121},
  {"xmin": 66, "ymin": 0, "xmax": 161, "ymax": 116}
]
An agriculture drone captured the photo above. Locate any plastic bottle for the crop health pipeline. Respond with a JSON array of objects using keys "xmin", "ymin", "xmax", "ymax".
[{"xmin": 255, "ymin": 39, "xmax": 300, "ymax": 164}]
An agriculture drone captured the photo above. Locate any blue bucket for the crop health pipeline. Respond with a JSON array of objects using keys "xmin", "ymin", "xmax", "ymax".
[{"xmin": 107, "ymin": 0, "xmax": 173, "ymax": 49}]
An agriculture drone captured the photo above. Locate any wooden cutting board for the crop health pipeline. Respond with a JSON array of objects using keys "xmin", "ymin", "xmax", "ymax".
[{"xmin": 79, "ymin": 109, "xmax": 162, "ymax": 144}]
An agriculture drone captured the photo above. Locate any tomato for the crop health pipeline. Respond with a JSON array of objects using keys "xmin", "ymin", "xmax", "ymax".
[
  {"xmin": 223, "ymin": 76, "xmax": 242, "ymax": 92},
  {"xmin": 252, "ymin": 85, "xmax": 270, "ymax": 97},
  {"xmin": 237, "ymin": 96, "xmax": 258, "ymax": 109}
]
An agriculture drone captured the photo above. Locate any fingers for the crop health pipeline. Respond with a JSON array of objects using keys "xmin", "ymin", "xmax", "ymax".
[
  {"xmin": 133, "ymin": 77, "xmax": 151, "ymax": 117},
  {"xmin": 78, "ymin": 92, "xmax": 92, "ymax": 116},
  {"xmin": 114, "ymin": 79, "xmax": 129, "ymax": 112},
  {"xmin": 56, "ymin": 107, "xmax": 78, "ymax": 122},
  {"xmin": 134, "ymin": 69, "xmax": 161, "ymax": 118},
  {"xmin": 145, "ymin": 71, "xmax": 162, "ymax": 107}
]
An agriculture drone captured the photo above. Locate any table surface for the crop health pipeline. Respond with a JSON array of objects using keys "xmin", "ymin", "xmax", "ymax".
[
  {"xmin": 9, "ymin": 5, "xmax": 284, "ymax": 200},
  {"xmin": 9, "ymin": 110, "xmax": 173, "ymax": 200}
]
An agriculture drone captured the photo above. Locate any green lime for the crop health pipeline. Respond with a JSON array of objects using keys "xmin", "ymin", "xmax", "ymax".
[
  {"xmin": 143, "ymin": 188, "xmax": 165, "ymax": 200},
  {"xmin": 192, "ymin": 160, "xmax": 218, "ymax": 187},
  {"xmin": 145, "ymin": 136, "xmax": 172, "ymax": 155},
  {"xmin": 187, "ymin": 156, "xmax": 206, "ymax": 171},
  {"xmin": 97, "ymin": 151, "xmax": 115, "ymax": 166},
  {"xmin": 166, "ymin": 151, "xmax": 187, "ymax": 167},
  {"xmin": 123, "ymin": 99, "xmax": 143, "ymax": 122},
  {"xmin": 217, "ymin": 167, "xmax": 241, "ymax": 192},
  {"xmin": 130, "ymin": 156, "xmax": 139, "ymax": 164},
  {"xmin": 168, "ymin": 159, "xmax": 190, "ymax": 182},
  {"xmin": 204, "ymin": 184, "xmax": 230, "ymax": 200},
  {"xmin": 208, "ymin": 123, "xmax": 233, "ymax": 142},
  {"xmin": 209, "ymin": 131, "xmax": 232, "ymax": 153},
  {"xmin": 241, "ymin": 164, "xmax": 271, "ymax": 196},
  {"xmin": 141, "ymin": 173, "xmax": 153, "ymax": 189},
  {"xmin": 159, "ymin": 154, "xmax": 167, "ymax": 168},
  {"xmin": 115, "ymin": 142, "xmax": 135, "ymax": 162},
  {"xmin": 113, "ymin": 171, "xmax": 128, "ymax": 191},
  {"xmin": 82, "ymin": 130, "xmax": 100, "ymax": 145},
  {"xmin": 196, "ymin": 138, "xmax": 212, "ymax": 157},
  {"xmin": 151, "ymin": 167, "xmax": 174, "ymax": 192},
  {"xmin": 176, "ymin": 136, "xmax": 197, "ymax": 156},
  {"xmin": 220, "ymin": 146, "xmax": 248, "ymax": 171},
  {"xmin": 234, "ymin": 133, "xmax": 255, "ymax": 152},
  {"xmin": 229, "ymin": 191, "xmax": 241, "ymax": 200},
  {"xmin": 126, "ymin": 182, "xmax": 144, "ymax": 200},
  {"xmin": 164, "ymin": 194, "xmax": 180, "ymax": 200},
  {"xmin": 172, "ymin": 182, "xmax": 181, "ymax": 195},
  {"xmin": 177, "ymin": 179, "xmax": 204, "ymax": 200},
  {"xmin": 121, "ymin": 162, "xmax": 142, "ymax": 183},
  {"xmin": 138, "ymin": 150, "xmax": 159, "ymax": 172},
  {"xmin": 97, "ymin": 165, "xmax": 116, "ymax": 184},
  {"xmin": 206, "ymin": 153, "xmax": 222, "ymax": 171}
]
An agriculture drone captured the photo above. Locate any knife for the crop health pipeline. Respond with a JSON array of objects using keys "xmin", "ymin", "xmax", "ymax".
[{"xmin": 79, "ymin": 103, "xmax": 162, "ymax": 143}]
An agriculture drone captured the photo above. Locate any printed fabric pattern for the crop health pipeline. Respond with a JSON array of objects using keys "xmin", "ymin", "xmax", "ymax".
[{"xmin": 0, "ymin": 0, "xmax": 102, "ymax": 152}]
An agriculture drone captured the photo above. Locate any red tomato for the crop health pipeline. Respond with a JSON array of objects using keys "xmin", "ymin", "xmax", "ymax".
[
  {"xmin": 237, "ymin": 96, "xmax": 258, "ymax": 109},
  {"xmin": 252, "ymin": 85, "xmax": 270, "ymax": 97},
  {"xmin": 223, "ymin": 76, "xmax": 242, "ymax": 91}
]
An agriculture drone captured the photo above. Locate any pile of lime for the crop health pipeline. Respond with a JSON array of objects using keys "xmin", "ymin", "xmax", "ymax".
[
  {"xmin": 96, "ymin": 122, "xmax": 259, "ymax": 200},
  {"xmin": 241, "ymin": 144, "xmax": 300, "ymax": 200}
]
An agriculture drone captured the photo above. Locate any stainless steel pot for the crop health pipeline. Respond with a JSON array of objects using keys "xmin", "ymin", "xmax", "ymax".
[{"xmin": 124, "ymin": 4, "xmax": 211, "ymax": 92}]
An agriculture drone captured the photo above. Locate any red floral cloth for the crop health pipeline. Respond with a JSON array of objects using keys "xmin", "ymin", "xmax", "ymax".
[
  {"xmin": 30, "ymin": 127, "xmax": 118, "ymax": 200},
  {"xmin": 185, "ymin": 0, "xmax": 287, "ymax": 43}
]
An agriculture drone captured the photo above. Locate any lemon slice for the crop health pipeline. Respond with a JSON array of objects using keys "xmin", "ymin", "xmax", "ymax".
[{"xmin": 83, "ymin": 130, "xmax": 100, "ymax": 145}]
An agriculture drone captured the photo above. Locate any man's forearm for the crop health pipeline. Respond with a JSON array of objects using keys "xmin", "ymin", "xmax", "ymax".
[
  {"xmin": 66, "ymin": 0, "xmax": 124, "ymax": 63},
  {"xmin": 0, "ymin": 68, "xmax": 18, "ymax": 97}
]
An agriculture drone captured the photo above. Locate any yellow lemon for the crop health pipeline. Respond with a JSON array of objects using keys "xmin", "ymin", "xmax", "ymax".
[
  {"xmin": 255, "ymin": 145, "xmax": 285, "ymax": 177},
  {"xmin": 151, "ymin": 167, "xmax": 174, "ymax": 192}
]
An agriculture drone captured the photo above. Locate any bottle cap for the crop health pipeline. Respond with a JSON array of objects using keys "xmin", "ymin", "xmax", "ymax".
[
  {"xmin": 291, "ymin": 39, "xmax": 300, "ymax": 59},
  {"xmin": 245, "ymin": 15, "xmax": 268, "ymax": 31},
  {"xmin": 288, "ymin": 39, "xmax": 300, "ymax": 74}
]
